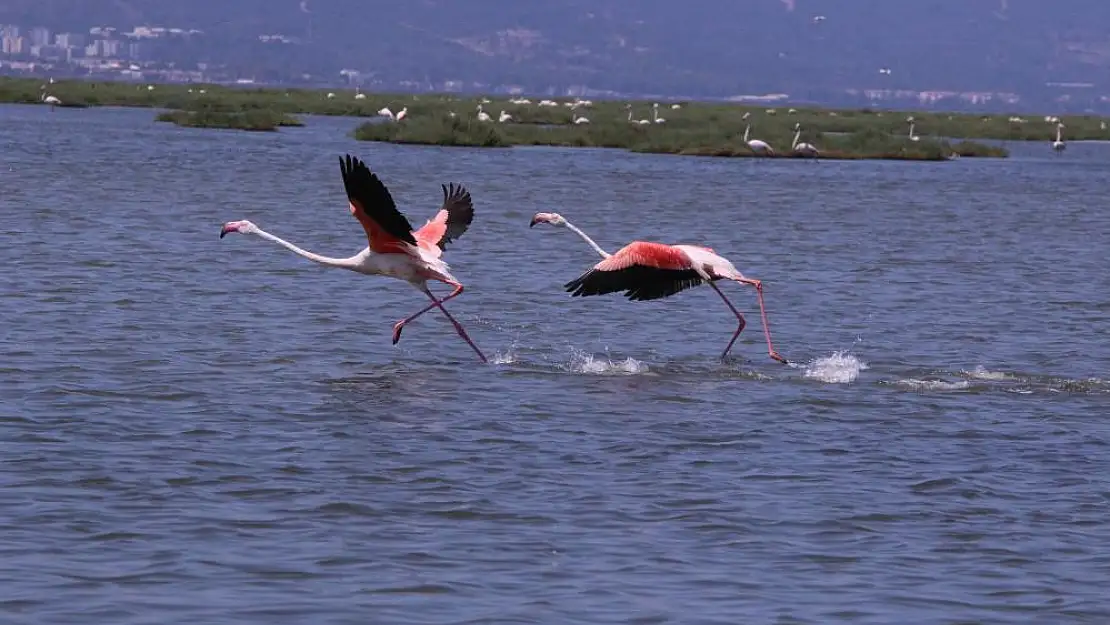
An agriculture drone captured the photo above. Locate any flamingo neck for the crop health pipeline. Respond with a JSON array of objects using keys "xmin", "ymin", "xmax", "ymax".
[
  {"xmin": 253, "ymin": 228, "xmax": 357, "ymax": 268},
  {"xmin": 792, "ymin": 129, "xmax": 800, "ymax": 149},
  {"xmin": 743, "ymin": 124, "xmax": 750, "ymax": 142},
  {"xmin": 563, "ymin": 221, "xmax": 611, "ymax": 259}
]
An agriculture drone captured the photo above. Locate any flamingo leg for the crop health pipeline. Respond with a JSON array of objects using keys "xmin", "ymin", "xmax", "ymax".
[
  {"xmin": 708, "ymin": 279, "xmax": 789, "ymax": 365},
  {"xmin": 392, "ymin": 283, "xmax": 487, "ymax": 363}
]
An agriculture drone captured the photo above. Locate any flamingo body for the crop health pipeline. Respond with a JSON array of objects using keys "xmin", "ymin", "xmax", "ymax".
[
  {"xmin": 219, "ymin": 155, "xmax": 486, "ymax": 361},
  {"xmin": 748, "ymin": 139, "xmax": 774, "ymax": 155},
  {"xmin": 530, "ymin": 212, "xmax": 788, "ymax": 364}
]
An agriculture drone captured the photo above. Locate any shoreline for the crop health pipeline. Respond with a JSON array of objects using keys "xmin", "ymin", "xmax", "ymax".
[{"xmin": 5, "ymin": 76, "xmax": 1098, "ymax": 160}]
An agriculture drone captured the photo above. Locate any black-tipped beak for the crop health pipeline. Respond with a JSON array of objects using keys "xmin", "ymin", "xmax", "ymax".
[
  {"xmin": 529, "ymin": 217, "xmax": 540, "ymax": 228},
  {"xmin": 219, "ymin": 225, "xmax": 233, "ymax": 238}
]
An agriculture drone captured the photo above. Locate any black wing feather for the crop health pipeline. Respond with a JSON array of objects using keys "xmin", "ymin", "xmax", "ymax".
[
  {"xmin": 437, "ymin": 182, "xmax": 475, "ymax": 250},
  {"xmin": 564, "ymin": 265, "xmax": 705, "ymax": 302},
  {"xmin": 338, "ymin": 154, "xmax": 417, "ymax": 245}
]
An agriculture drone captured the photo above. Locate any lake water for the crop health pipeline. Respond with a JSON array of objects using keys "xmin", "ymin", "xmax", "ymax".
[{"xmin": 2, "ymin": 104, "xmax": 1109, "ymax": 624}]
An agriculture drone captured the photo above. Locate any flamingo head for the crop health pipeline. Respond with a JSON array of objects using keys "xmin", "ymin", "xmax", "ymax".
[
  {"xmin": 529, "ymin": 212, "xmax": 567, "ymax": 228},
  {"xmin": 219, "ymin": 220, "xmax": 258, "ymax": 238}
]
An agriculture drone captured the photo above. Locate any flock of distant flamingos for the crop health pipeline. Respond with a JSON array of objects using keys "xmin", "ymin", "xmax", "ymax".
[{"xmin": 219, "ymin": 155, "xmax": 790, "ymax": 366}]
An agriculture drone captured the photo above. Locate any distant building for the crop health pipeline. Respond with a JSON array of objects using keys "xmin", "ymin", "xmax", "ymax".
[
  {"xmin": 1, "ymin": 36, "xmax": 25, "ymax": 55},
  {"xmin": 55, "ymin": 33, "xmax": 85, "ymax": 48},
  {"xmin": 28, "ymin": 27, "xmax": 51, "ymax": 47}
]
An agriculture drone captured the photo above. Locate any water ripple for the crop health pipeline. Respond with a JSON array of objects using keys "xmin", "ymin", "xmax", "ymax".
[{"xmin": 1, "ymin": 104, "xmax": 1109, "ymax": 624}]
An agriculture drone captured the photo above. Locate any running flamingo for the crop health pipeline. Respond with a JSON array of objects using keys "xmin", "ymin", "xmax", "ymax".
[
  {"xmin": 219, "ymin": 155, "xmax": 487, "ymax": 362},
  {"xmin": 529, "ymin": 212, "xmax": 789, "ymax": 364}
]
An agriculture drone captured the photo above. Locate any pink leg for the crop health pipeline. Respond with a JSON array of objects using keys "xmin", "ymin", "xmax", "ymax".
[
  {"xmin": 392, "ymin": 283, "xmax": 487, "ymax": 363},
  {"xmin": 708, "ymin": 280, "xmax": 789, "ymax": 365}
]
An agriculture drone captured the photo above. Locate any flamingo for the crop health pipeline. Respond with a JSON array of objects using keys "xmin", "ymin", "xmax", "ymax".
[
  {"xmin": 377, "ymin": 107, "xmax": 394, "ymax": 119},
  {"xmin": 573, "ymin": 115, "xmax": 590, "ymax": 124},
  {"xmin": 742, "ymin": 113, "xmax": 774, "ymax": 156},
  {"xmin": 652, "ymin": 103, "xmax": 666, "ymax": 124},
  {"xmin": 906, "ymin": 116, "xmax": 920, "ymax": 142},
  {"xmin": 498, "ymin": 110, "xmax": 512, "ymax": 123},
  {"xmin": 529, "ymin": 212, "xmax": 789, "ymax": 364},
  {"xmin": 476, "ymin": 104, "xmax": 491, "ymax": 122},
  {"xmin": 1052, "ymin": 122, "xmax": 1066, "ymax": 152},
  {"xmin": 625, "ymin": 105, "xmax": 650, "ymax": 125},
  {"xmin": 39, "ymin": 86, "xmax": 62, "ymax": 110},
  {"xmin": 791, "ymin": 123, "xmax": 820, "ymax": 158},
  {"xmin": 395, "ymin": 106, "xmax": 408, "ymax": 121},
  {"xmin": 219, "ymin": 155, "xmax": 487, "ymax": 362}
]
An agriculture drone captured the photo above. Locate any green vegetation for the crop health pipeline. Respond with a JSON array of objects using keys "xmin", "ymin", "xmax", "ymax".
[
  {"xmin": 3, "ymin": 76, "xmax": 1105, "ymax": 159},
  {"xmin": 353, "ymin": 112, "xmax": 1008, "ymax": 161},
  {"xmin": 155, "ymin": 108, "xmax": 303, "ymax": 132}
]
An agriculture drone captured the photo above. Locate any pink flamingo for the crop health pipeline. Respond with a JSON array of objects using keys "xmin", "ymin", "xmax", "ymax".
[
  {"xmin": 219, "ymin": 154, "xmax": 487, "ymax": 362},
  {"xmin": 530, "ymin": 212, "xmax": 789, "ymax": 364}
]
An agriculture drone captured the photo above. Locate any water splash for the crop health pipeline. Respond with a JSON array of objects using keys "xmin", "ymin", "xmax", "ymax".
[
  {"xmin": 565, "ymin": 349, "xmax": 649, "ymax": 375},
  {"xmin": 961, "ymin": 365, "xmax": 1011, "ymax": 381},
  {"xmin": 895, "ymin": 379, "xmax": 971, "ymax": 392},
  {"xmin": 802, "ymin": 351, "xmax": 869, "ymax": 384},
  {"xmin": 490, "ymin": 340, "xmax": 519, "ymax": 365}
]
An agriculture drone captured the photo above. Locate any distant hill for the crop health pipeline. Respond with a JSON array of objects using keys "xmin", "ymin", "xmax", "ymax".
[{"xmin": 3, "ymin": 0, "xmax": 1110, "ymax": 112}]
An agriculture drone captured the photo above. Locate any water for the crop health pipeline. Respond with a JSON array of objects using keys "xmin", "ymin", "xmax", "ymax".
[{"xmin": 2, "ymin": 103, "xmax": 1109, "ymax": 624}]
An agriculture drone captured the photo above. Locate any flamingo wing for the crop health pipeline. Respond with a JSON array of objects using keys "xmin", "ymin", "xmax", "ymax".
[
  {"xmin": 414, "ymin": 183, "xmax": 475, "ymax": 251},
  {"xmin": 564, "ymin": 241, "xmax": 704, "ymax": 301},
  {"xmin": 338, "ymin": 155, "xmax": 417, "ymax": 254}
]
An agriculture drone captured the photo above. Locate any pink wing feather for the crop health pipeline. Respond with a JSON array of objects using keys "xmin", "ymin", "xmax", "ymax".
[{"xmin": 565, "ymin": 242, "xmax": 705, "ymax": 301}]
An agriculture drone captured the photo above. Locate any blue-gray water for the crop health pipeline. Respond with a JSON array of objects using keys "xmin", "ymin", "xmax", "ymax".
[{"xmin": 2, "ymin": 104, "xmax": 1109, "ymax": 625}]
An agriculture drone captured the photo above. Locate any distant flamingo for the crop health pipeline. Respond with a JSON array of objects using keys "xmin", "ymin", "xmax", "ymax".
[
  {"xmin": 40, "ymin": 87, "xmax": 61, "ymax": 111},
  {"xmin": 529, "ymin": 212, "xmax": 789, "ymax": 364},
  {"xmin": 791, "ymin": 123, "xmax": 820, "ymax": 158},
  {"xmin": 1052, "ymin": 122, "xmax": 1066, "ymax": 152},
  {"xmin": 742, "ymin": 113, "xmax": 774, "ymax": 156},
  {"xmin": 906, "ymin": 116, "xmax": 920, "ymax": 142},
  {"xmin": 219, "ymin": 155, "xmax": 487, "ymax": 362},
  {"xmin": 652, "ymin": 103, "xmax": 666, "ymax": 124}
]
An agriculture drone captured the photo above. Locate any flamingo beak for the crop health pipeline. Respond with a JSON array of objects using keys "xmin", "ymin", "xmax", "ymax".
[
  {"xmin": 529, "ymin": 216, "xmax": 541, "ymax": 228},
  {"xmin": 219, "ymin": 223, "xmax": 237, "ymax": 238}
]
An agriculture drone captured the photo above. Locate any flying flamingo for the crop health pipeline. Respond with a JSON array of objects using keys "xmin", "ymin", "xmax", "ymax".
[
  {"xmin": 529, "ymin": 212, "xmax": 789, "ymax": 364},
  {"xmin": 219, "ymin": 155, "xmax": 487, "ymax": 362}
]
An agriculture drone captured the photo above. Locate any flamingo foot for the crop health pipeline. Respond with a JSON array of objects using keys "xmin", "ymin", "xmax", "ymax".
[
  {"xmin": 392, "ymin": 321, "xmax": 405, "ymax": 345},
  {"xmin": 769, "ymin": 351, "xmax": 790, "ymax": 365}
]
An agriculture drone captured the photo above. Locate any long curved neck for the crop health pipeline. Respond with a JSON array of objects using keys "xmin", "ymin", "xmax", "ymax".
[
  {"xmin": 908, "ymin": 123, "xmax": 915, "ymax": 136},
  {"xmin": 253, "ymin": 228, "xmax": 357, "ymax": 268},
  {"xmin": 563, "ymin": 221, "xmax": 611, "ymax": 259},
  {"xmin": 792, "ymin": 129, "xmax": 800, "ymax": 148},
  {"xmin": 1056, "ymin": 125, "xmax": 1062, "ymax": 141},
  {"xmin": 743, "ymin": 124, "xmax": 750, "ymax": 142}
]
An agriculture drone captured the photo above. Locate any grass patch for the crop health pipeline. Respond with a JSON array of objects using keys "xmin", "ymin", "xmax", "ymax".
[
  {"xmin": 353, "ymin": 115, "xmax": 506, "ymax": 147},
  {"xmin": 155, "ymin": 109, "xmax": 303, "ymax": 132},
  {"xmin": 2, "ymin": 76, "xmax": 1097, "ymax": 158}
]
